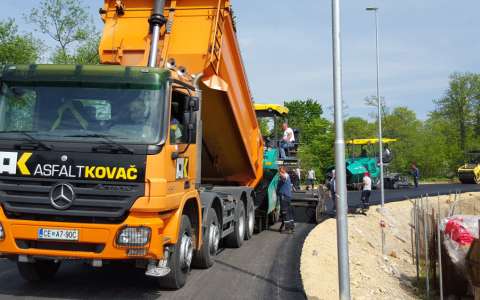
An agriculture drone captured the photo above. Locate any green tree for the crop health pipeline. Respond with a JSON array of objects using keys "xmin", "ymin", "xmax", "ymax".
[
  {"xmin": 258, "ymin": 118, "xmax": 270, "ymax": 137},
  {"xmin": 284, "ymin": 99, "xmax": 334, "ymax": 180},
  {"xmin": 0, "ymin": 19, "xmax": 41, "ymax": 64},
  {"xmin": 52, "ymin": 37, "xmax": 100, "ymax": 64},
  {"xmin": 344, "ymin": 117, "xmax": 376, "ymax": 140},
  {"xmin": 434, "ymin": 73, "xmax": 480, "ymax": 152},
  {"xmin": 26, "ymin": 0, "xmax": 98, "ymax": 64},
  {"xmin": 382, "ymin": 107, "xmax": 423, "ymax": 172},
  {"xmin": 421, "ymin": 112, "xmax": 460, "ymax": 177}
]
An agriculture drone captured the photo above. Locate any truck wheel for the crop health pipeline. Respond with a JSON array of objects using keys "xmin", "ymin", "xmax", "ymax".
[
  {"xmin": 17, "ymin": 260, "xmax": 61, "ymax": 282},
  {"xmin": 225, "ymin": 201, "xmax": 245, "ymax": 248},
  {"xmin": 192, "ymin": 208, "xmax": 220, "ymax": 269},
  {"xmin": 245, "ymin": 199, "xmax": 255, "ymax": 240},
  {"xmin": 158, "ymin": 215, "xmax": 193, "ymax": 289}
]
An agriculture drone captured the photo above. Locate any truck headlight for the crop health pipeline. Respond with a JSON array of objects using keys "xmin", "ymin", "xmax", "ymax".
[
  {"xmin": 116, "ymin": 226, "xmax": 151, "ymax": 247},
  {"xmin": 0, "ymin": 223, "xmax": 4, "ymax": 240}
]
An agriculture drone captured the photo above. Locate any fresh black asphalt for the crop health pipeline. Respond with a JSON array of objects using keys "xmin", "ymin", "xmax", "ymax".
[
  {"xmin": 346, "ymin": 183, "xmax": 480, "ymax": 209},
  {"xmin": 0, "ymin": 183, "xmax": 478, "ymax": 299}
]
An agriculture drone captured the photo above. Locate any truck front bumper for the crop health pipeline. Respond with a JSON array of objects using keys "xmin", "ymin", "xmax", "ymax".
[{"xmin": 0, "ymin": 207, "xmax": 169, "ymax": 260}]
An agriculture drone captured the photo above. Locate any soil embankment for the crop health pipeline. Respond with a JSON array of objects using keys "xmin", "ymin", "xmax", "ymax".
[{"xmin": 301, "ymin": 199, "xmax": 426, "ymax": 299}]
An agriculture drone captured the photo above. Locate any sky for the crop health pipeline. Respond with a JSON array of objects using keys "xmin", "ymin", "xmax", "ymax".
[{"xmin": 2, "ymin": 0, "xmax": 480, "ymax": 120}]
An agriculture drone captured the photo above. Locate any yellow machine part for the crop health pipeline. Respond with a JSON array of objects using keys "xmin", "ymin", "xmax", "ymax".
[
  {"xmin": 458, "ymin": 164, "xmax": 480, "ymax": 184},
  {"xmin": 346, "ymin": 138, "xmax": 398, "ymax": 145},
  {"xmin": 99, "ymin": 0, "xmax": 264, "ymax": 187},
  {"xmin": 254, "ymin": 103, "xmax": 289, "ymax": 116}
]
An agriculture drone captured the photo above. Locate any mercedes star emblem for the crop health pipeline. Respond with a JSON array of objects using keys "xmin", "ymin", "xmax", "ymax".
[{"xmin": 49, "ymin": 183, "xmax": 75, "ymax": 210}]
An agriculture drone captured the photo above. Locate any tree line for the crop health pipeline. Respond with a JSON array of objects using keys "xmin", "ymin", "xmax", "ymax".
[
  {"xmin": 0, "ymin": 0, "xmax": 99, "ymax": 65},
  {"xmin": 286, "ymin": 72, "xmax": 480, "ymax": 181},
  {"xmin": 1, "ymin": 1, "xmax": 477, "ymax": 181}
]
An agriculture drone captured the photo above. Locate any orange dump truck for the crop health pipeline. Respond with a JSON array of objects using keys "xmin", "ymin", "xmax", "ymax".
[{"xmin": 0, "ymin": 0, "xmax": 270, "ymax": 289}]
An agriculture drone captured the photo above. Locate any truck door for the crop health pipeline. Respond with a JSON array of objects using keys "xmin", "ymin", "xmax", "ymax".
[{"xmin": 169, "ymin": 88, "xmax": 197, "ymax": 189}]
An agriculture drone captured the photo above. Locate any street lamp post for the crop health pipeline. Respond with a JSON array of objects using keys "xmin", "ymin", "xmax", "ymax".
[
  {"xmin": 332, "ymin": 0, "xmax": 351, "ymax": 299},
  {"xmin": 366, "ymin": 7, "xmax": 385, "ymax": 211}
]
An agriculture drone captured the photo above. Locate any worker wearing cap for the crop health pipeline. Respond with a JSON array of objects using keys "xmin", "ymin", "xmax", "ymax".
[
  {"xmin": 170, "ymin": 118, "xmax": 183, "ymax": 144},
  {"xmin": 361, "ymin": 172, "xmax": 372, "ymax": 214},
  {"xmin": 277, "ymin": 166, "xmax": 294, "ymax": 233}
]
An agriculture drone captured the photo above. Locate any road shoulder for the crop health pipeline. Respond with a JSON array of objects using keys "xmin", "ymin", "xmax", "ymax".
[{"xmin": 300, "ymin": 201, "xmax": 418, "ymax": 299}]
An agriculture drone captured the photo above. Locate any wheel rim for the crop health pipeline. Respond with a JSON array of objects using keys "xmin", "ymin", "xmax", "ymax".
[
  {"xmin": 248, "ymin": 208, "xmax": 254, "ymax": 235},
  {"xmin": 209, "ymin": 223, "xmax": 220, "ymax": 255},
  {"xmin": 238, "ymin": 209, "xmax": 245, "ymax": 238},
  {"xmin": 179, "ymin": 232, "xmax": 193, "ymax": 270}
]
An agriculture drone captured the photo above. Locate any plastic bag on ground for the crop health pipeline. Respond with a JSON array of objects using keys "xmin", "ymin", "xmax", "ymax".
[{"xmin": 441, "ymin": 215, "xmax": 480, "ymax": 265}]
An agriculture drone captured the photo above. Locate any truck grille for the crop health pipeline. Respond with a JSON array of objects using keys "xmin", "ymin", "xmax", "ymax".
[
  {"xmin": 16, "ymin": 239, "xmax": 105, "ymax": 253},
  {"xmin": 0, "ymin": 177, "xmax": 144, "ymax": 223}
]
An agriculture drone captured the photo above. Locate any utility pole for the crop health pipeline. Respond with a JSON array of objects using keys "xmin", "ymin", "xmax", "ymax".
[
  {"xmin": 332, "ymin": 0, "xmax": 351, "ymax": 299},
  {"xmin": 366, "ymin": 7, "xmax": 385, "ymax": 210}
]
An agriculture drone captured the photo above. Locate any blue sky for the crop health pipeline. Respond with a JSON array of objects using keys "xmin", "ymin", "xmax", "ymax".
[{"xmin": 2, "ymin": 0, "xmax": 480, "ymax": 120}]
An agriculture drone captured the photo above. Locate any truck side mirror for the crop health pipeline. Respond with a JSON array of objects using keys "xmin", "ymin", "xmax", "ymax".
[
  {"xmin": 188, "ymin": 96, "xmax": 200, "ymax": 111},
  {"xmin": 183, "ymin": 111, "xmax": 197, "ymax": 143}
]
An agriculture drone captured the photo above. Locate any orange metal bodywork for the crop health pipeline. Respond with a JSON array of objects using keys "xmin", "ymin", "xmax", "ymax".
[
  {"xmin": 100, "ymin": 0, "xmax": 263, "ymax": 187},
  {"xmin": 0, "ymin": 209, "xmax": 166, "ymax": 259},
  {"xmin": 0, "ymin": 0, "xmax": 263, "ymax": 261}
]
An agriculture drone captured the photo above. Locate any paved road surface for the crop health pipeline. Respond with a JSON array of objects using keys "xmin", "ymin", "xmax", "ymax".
[
  {"xmin": 0, "ymin": 183, "xmax": 478, "ymax": 299},
  {"xmin": 0, "ymin": 210, "xmax": 313, "ymax": 300}
]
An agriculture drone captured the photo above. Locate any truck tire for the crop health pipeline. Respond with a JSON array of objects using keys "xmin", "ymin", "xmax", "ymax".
[
  {"xmin": 245, "ymin": 199, "xmax": 255, "ymax": 240},
  {"xmin": 17, "ymin": 260, "xmax": 61, "ymax": 282},
  {"xmin": 158, "ymin": 215, "xmax": 193, "ymax": 289},
  {"xmin": 192, "ymin": 208, "xmax": 220, "ymax": 269},
  {"xmin": 224, "ymin": 201, "xmax": 245, "ymax": 248}
]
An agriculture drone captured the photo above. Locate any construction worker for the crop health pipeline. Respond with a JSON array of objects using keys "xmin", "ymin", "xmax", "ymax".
[
  {"xmin": 277, "ymin": 166, "xmax": 294, "ymax": 233},
  {"xmin": 295, "ymin": 167, "xmax": 301, "ymax": 190},
  {"xmin": 306, "ymin": 168, "xmax": 316, "ymax": 191},
  {"xmin": 127, "ymin": 98, "xmax": 148, "ymax": 124},
  {"xmin": 170, "ymin": 118, "xmax": 183, "ymax": 144},
  {"xmin": 360, "ymin": 172, "xmax": 372, "ymax": 214},
  {"xmin": 360, "ymin": 146, "xmax": 368, "ymax": 158},
  {"xmin": 411, "ymin": 163, "xmax": 420, "ymax": 188},
  {"xmin": 279, "ymin": 122, "xmax": 295, "ymax": 159},
  {"xmin": 109, "ymin": 96, "xmax": 153, "ymax": 141}
]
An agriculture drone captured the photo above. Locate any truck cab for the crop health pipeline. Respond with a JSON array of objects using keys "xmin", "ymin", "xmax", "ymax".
[
  {"xmin": 0, "ymin": 0, "xmax": 266, "ymax": 290},
  {"xmin": 0, "ymin": 64, "xmax": 205, "ymax": 286}
]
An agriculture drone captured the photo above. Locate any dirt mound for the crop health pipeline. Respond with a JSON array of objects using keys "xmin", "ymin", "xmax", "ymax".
[{"xmin": 301, "ymin": 200, "xmax": 420, "ymax": 299}]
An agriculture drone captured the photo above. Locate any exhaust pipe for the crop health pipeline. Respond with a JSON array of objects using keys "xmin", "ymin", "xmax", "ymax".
[{"xmin": 148, "ymin": 0, "xmax": 167, "ymax": 67}]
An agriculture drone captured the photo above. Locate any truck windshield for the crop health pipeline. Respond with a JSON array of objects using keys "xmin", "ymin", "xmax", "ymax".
[{"xmin": 0, "ymin": 81, "xmax": 165, "ymax": 145}]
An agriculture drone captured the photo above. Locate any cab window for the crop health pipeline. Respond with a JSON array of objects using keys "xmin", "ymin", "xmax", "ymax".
[{"xmin": 170, "ymin": 90, "xmax": 188, "ymax": 144}]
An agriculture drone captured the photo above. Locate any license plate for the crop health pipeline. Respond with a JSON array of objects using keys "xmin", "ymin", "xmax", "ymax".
[{"xmin": 38, "ymin": 228, "xmax": 79, "ymax": 241}]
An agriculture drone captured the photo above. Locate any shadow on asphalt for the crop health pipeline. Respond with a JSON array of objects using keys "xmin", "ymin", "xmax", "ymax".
[
  {"xmin": 215, "ymin": 260, "xmax": 304, "ymax": 295},
  {"xmin": 0, "ymin": 262, "xmax": 166, "ymax": 299},
  {"xmin": 0, "ymin": 206, "xmax": 317, "ymax": 300},
  {"xmin": 263, "ymin": 214, "xmax": 311, "ymax": 300}
]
